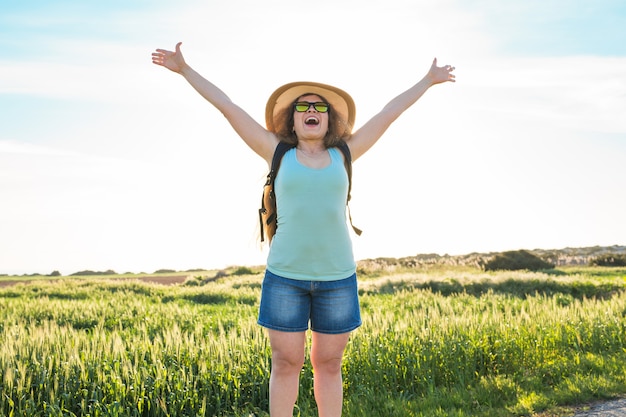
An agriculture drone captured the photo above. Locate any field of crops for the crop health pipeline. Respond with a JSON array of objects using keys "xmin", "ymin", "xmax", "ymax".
[{"xmin": 1, "ymin": 266, "xmax": 625, "ymax": 416}]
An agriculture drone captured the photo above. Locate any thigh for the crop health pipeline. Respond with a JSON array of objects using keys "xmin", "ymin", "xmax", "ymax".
[
  {"xmin": 310, "ymin": 273, "xmax": 362, "ymax": 335},
  {"xmin": 311, "ymin": 331, "xmax": 351, "ymax": 366},
  {"xmin": 258, "ymin": 270, "xmax": 311, "ymax": 332},
  {"xmin": 268, "ymin": 329, "xmax": 307, "ymax": 364}
]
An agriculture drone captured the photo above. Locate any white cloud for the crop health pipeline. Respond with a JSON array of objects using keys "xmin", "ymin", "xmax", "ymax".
[
  {"xmin": 0, "ymin": 140, "xmax": 81, "ymax": 156},
  {"xmin": 456, "ymin": 56, "xmax": 626, "ymax": 134}
]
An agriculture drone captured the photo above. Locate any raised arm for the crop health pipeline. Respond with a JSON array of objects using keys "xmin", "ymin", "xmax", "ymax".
[
  {"xmin": 346, "ymin": 58, "xmax": 455, "ymax": 161},
  {"xmin": 151, "ymin": 42, "xmax": 278, "ymax": 162}
]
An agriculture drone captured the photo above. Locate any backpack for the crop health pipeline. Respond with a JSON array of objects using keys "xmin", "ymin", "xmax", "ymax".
[{"xmin": 259, "ymin": 141, "xmax": 362, "ymax": 243}]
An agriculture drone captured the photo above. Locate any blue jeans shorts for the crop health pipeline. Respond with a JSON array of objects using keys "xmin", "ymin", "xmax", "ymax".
[{"xmin": 257, "ymin": 270, "xmax": 362, "ymax": 334}]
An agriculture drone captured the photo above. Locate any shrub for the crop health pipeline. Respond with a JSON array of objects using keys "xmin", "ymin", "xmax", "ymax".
[
  {"xmin": 483, "ymin": 250, "xmax": 555, "ymax": 271},
  {"xmin": 70, "ymin": 269, "xmax": 117, "ymax": 276},
  {"xmin": 231, "ymin": 266, "xmax": 255, "ymax": 276},
  {"xmin": 589, "ymin": 254, "xmax": 626, "ymax": 267}
]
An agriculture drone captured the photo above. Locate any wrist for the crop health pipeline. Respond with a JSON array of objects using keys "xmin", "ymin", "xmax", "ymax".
[
  {"xmin": 179, "ymin": 63, "xmax": 193, "ymax": 76},
  {"xmin": 420, "ymin": 74, "xmax": 435, "ymax": 89}
]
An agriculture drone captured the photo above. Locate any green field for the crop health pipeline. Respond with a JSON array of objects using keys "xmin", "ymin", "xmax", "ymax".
[{"xmin": 1, "ymin": 266, "xmax": 625, "ymax": 416}]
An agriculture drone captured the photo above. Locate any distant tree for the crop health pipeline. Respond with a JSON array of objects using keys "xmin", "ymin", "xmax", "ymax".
[
  {"xmin": 589, "ymin": 254, "xmax": 626, "ymax": 267},
  {"xmin": 483, "ymin": 250, "xmax": 555, "ymax": 272},
  {"xmin": 70, "ymin": 270, "xmax": 93, "ymax": 276},
  {"xmin": 70, "ymin": 270, "xmax": 117, "ymax": 276},
  {"xmin": 49, "ymin": 270, "xmax": 61, "ymax": 277},
  {"xmin": 154, "ymin": 269, "xmax": 177, "ymax": 274}
]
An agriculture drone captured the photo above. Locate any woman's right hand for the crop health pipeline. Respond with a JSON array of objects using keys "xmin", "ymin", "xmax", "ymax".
[{"xmin": 151, "ymin": 42, "xmax": 187, "ymax": 73}]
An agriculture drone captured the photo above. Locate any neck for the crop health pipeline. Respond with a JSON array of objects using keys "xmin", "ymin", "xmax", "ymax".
[
  {"xmin": 298, "ymin": 144, "xmax": 325, "ymax": 153},
  {"xmin": 297, "ymin": 138, "xmax": 325, "ymax": 153}
]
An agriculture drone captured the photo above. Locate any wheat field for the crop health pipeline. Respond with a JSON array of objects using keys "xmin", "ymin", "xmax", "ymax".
[{"xmin": 1, "ymin": 267, "xmax": 625, "ymax": 416}]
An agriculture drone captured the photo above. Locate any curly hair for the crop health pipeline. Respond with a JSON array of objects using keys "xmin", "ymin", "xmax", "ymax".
[{"xmin": 271, "ymin": 93, "xmax": 352, "ymax": 148}]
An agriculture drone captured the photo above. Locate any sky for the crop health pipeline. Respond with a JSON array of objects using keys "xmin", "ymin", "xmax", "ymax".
[{"xmin": 1, "ymin": 0, "xmax": 625, "ymax": 275}]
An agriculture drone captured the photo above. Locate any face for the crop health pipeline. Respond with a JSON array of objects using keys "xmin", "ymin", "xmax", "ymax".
[{"xmin": 292, "ymin": 94, "xmax": 329, "ymax": 140}]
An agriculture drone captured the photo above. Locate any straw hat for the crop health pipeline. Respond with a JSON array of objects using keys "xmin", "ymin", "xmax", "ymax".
[{"xmin": 265, "ymin": 81, "xmax": 356, "ymax": 136}]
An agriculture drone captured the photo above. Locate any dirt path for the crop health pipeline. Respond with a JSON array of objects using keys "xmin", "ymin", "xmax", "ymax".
[{"xmin": 571, "ymin": 398, "xmax": 626, "ymax": 417}]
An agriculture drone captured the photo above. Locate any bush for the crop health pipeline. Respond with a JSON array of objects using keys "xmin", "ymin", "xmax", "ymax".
[
  {"xmin": 483, "ymin": 250, "xmax": 555, "ymax": 271},
  {"xmin": 589, "ymin": 254, "xmax": 626, "ymax": 267},
  {"xmin": 70, "ymin": 269, "xmax": 117, "ymax": 276},
  {"xmin": 231, "ymin": 266, "xmax": 255, "ymax": 276}
]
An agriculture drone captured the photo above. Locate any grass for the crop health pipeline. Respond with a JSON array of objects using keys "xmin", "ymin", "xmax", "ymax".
[{"xmin": 1, "ymin": 267, "xmax": 625, "ymax": 416}]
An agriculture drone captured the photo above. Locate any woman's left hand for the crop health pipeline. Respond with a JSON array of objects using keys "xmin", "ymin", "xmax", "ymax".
[{"xmin": 428, "ymin": 58, "xmax": 456, "ymax": 84}]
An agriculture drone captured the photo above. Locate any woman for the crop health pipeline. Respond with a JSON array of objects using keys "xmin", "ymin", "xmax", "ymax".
[{"xmin": 151, "ymin": 42, "xmax": 455, "ymax": 417}]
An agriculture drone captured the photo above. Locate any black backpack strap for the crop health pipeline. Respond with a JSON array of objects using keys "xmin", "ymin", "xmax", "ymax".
[
  {"xmin": 336, "ymin": 141, "xmax": 362, "ymax": 236},
  {"xmin": 267, "ymin": 141, "xmax": 294, "ymax": 185},
  {"xmin": 259, "ymin": 141, "xmax": 295, "ymax": 242}
]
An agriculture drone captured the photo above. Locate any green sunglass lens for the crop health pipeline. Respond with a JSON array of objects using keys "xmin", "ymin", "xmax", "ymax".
[
  {"xmin": 294, "ymin": 103, "xmax": 310, "ymax": 112},
  {"xmin": 294, "ymin": 102, "xmax": 329, "ymax": 113}
]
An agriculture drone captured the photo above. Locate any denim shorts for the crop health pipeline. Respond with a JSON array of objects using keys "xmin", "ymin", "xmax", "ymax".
[{"xmin": 257, "ymin": 270, "xmax": 362, "ymax": 334}]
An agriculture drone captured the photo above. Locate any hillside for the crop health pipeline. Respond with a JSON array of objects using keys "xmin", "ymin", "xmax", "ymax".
[{"xmin": 357, "ymin": 245, "xmax": 626, "ymax": 270}]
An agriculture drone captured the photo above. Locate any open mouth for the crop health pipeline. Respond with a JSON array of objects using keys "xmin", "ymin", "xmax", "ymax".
[{"xmin": 305, "ymin": 117, "xmax": 319, "ymax": 125}]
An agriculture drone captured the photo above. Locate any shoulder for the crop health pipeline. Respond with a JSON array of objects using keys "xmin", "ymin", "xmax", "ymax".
[{"xmin": 329, "ymin": 141, "xmax": 352, "ymax": 165}]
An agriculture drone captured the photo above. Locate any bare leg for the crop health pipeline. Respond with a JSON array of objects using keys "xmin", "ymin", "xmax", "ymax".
[
  {"xmin": 310, "ymin": 332, "xmax": 351, "ymax": 417},
  {"xmin": 267, "ymin": 329, "xmax": 306, "ymax": 417}
]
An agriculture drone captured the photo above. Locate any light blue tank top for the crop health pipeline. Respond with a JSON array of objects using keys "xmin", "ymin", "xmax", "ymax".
[{"xmin": 266, "ymin": 147, "xmax": 356, "ymax": 281}]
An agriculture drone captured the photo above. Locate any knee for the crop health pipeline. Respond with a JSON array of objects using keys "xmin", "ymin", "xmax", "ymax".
[
  {"xmin": 311, "ymin": 353, "xmax": 343, "ymax": 376},
  {"xmin": 272, "ymin": 351, "xmax": 305, "ymax": 374}
]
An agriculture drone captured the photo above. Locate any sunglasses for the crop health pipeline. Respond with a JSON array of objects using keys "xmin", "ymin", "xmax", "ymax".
[{"xmin": 293, "ymin": 101, "xmax": 329, "ymax": 113}]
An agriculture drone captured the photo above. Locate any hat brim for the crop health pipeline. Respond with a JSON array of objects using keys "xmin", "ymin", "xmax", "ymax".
[{"xmin": 265, "ymin": 81, "xmax": 356, "ymax": 136}]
